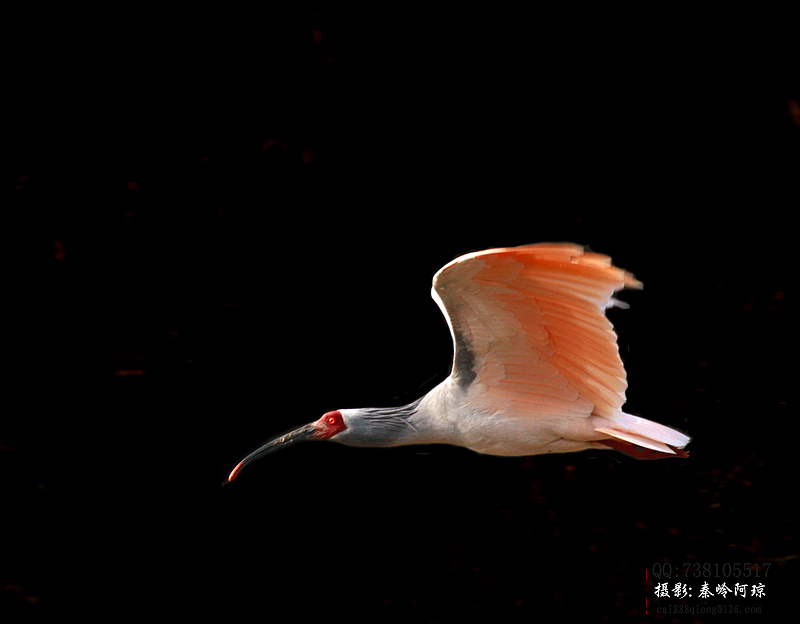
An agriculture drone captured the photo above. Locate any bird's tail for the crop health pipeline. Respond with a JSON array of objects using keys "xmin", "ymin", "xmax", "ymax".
[{"xmin": 594, "ymin": 412, "xmax": 690, "ymax": 460}]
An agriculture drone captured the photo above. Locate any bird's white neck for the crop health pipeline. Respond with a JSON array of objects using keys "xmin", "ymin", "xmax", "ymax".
[{"xmin": 336, "ymin": 382, "xmax": 462, "ymax": 448}]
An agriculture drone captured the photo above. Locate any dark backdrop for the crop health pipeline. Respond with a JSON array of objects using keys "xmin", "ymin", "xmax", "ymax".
[{"xmin": 5, "ymin": 3, "xmax": 796, "ymax": 622}]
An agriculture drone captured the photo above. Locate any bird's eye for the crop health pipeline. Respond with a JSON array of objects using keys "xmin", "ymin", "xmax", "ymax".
[
  {"xmin": 318, "ymin": 410, "xmax": 345, "ymax": 435},
  {"xmin": 321, "ymin": 410, "xmax": 342, "ymax": 427}
]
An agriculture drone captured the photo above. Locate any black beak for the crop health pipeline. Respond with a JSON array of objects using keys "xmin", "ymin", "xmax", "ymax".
[{"xmin": 227, "ymin": 423, "xmax": 316, "ymax": 481}]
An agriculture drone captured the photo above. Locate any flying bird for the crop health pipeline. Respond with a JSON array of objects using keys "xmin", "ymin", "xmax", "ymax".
[{"xmin": 228, "ymin": 243, "xmax": 689, "ymax": 481}]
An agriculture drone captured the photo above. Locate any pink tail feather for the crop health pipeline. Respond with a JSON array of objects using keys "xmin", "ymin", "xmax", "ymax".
[
  {"xmin": 594, "ymin": 412, "xmax": 690, "ymax": 460},
  {"xmin": 596, "ymin": 437, "xmax": 689, "ymax": 459}
]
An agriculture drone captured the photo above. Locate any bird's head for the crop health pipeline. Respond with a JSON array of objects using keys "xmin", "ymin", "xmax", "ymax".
[
  {"xmin": 227, "ymin": 403, "xmax": 422, "ymax": 481},
  {"xmin": 227, "ymin": 410, "xmax": 347, "ymax": 481}
]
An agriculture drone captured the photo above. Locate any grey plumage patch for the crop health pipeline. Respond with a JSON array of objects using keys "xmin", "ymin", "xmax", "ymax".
[
  {"xmin": 452, "ymin": 328, "xmax": 477, "ymax": 389},
  {"xmin": 361, "ymin": 397, "xmax": 423, "ymax": 433}
]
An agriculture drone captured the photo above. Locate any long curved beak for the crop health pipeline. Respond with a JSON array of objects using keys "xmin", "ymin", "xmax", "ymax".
[{"xmin": 227, "ymin": 423, "xmax": 317, "ymax": 482}]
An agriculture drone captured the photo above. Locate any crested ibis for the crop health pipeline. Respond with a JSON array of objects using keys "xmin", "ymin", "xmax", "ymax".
[{"xmin": 228, "ymin": 243, "xmax": 689, "ymax": 481}]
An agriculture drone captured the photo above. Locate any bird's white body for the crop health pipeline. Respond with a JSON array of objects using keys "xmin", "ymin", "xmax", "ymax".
[
  {"xmin": 229, "ymin": 243, "xmax": 689, "ymax": 482},
  {"xmin": 340, "ymin": 378, "xmax": 687, "ymax": 457}
]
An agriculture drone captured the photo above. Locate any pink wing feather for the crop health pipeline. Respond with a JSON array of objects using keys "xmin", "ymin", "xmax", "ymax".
[{"xmin": 432, "ymin": 243, "xmax": 689, "ymax": 456}]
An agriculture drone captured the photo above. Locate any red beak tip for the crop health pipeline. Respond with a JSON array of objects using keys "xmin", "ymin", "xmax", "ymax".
[{"xmin": 228, "ymin": 462, "xmax": 243, "ymax": 482}]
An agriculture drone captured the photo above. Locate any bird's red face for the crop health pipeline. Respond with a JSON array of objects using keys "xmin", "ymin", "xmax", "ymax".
[{"xmin": 310, "ymin": 410, "xmax": 347, "ymax": 440}]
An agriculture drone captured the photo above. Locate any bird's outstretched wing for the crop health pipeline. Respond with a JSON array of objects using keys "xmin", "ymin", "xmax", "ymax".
[{"xmin": 431, "ymin": 243, "xmax": 642, "ymax": 420}]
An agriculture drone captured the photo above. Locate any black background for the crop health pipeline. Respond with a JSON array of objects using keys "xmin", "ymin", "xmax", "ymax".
[{"xmin": 5, "ymin": 3, "xmax": 797, "ymax": 622}]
